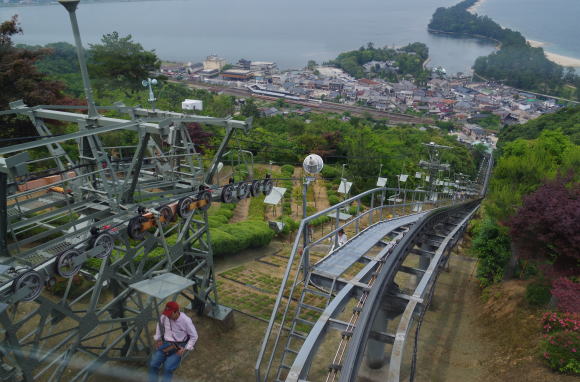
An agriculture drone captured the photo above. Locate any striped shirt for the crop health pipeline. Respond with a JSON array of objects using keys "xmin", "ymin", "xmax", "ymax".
[{"xmin": 154, "ymin": 313, "xmax": 198, "ymax": 350}]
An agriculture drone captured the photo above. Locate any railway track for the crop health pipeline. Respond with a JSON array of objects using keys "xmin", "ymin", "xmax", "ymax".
[
  {"xmin": 181, "ymin": 81, "xmax": 432, "ymax": 124},
  {"xmin": 256, "ymin": 154, "xmax": 492, "ymax": 382}
]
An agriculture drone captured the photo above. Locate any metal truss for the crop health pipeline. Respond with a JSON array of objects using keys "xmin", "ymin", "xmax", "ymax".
[
  {"xmin": 0, "ymin": 2, "xmax": 275, "ymax": 380},
  {"xmin": 255, "ymin": 155, "xmax": 492, "ymax": 382},
  {"xmin": 0, "ymin": 103, "xmax": 272, "ymax": 382}
]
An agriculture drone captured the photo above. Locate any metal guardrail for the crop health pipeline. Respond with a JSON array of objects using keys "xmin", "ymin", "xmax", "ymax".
[
  {"xmin": 335, "ymin": 201, "xmax": 480, "ymax": 382},
  {"xmin": 255, "ymin": 185, "xmax": 475, "ymax": 382},
  {"xmin": 386, "ymin": 203, "xmax": 480, "ymax": 382}
]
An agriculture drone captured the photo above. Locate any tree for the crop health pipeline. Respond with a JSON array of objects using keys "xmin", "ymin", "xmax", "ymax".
[
  {"xmin": 89, "ymin": 31, "xmax": 160, "ymax": 95},
  {"xmin": 0, "ymin": 16, "xmax": 65, "ymax": 142},
  {"xmin": 306, "ymin": 60, "xmax": 317, "ymax": 70},
  {"xmin": 507, "ymin": 173, "xmax": 580, "ymax": 273},
  {"xmin": 185, "ymin": 123, "xmax": 213, "ymax": 153},
  {"xmin": 240, "ymin": 98, "xmax": 260, "ymax": 118}
]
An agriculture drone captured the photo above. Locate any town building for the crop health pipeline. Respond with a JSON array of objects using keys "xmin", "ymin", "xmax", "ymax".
[
  {"xmin": 250, "ymin": 61, "xmax": 278, "ymax": 75},
  {"xmin": 203, "ymin": 55, "xmax": 226, "ymax": 71},
  {"xmin": 222, "ymin": 69, "xmax": 253, "ymax": 81}
]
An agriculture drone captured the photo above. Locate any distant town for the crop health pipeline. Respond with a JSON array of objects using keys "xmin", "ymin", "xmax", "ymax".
[{"xmin": 160, "ymin": 54, "xmax": 568, "ymax": 150}]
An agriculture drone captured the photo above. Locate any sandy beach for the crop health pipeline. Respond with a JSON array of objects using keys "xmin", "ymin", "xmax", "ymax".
[
  {"xmin": 528, "ymin": 40, "xmax": 580, "ymax": 68},
  {"xmin": 468, "ymin": 0, "xmax": 580, "ymax": 68},
  {"xmin": 467, "ymin": 0, "xmax": 488, "ymax": 14}
]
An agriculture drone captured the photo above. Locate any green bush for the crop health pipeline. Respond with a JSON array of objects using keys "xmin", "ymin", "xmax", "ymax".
[
  {"xmin": 281, "ymin": 164, "xmax": 294, "ymax": 176},
  {"xmin": 471, "ymin": 217, "xmax": 512, "ymax": 287},
  {"xmin": 322, "ymin": 165, "xmax": 341, "ymax": 179},
  {"xmin": 249, "ymin": 195, "xmax": 266, "ymax": 220},
  {"xmin": 211, "ymin": 221, "xmax": 275, "ymax": 256},
  {"xmin": 525, "ymin": 280, "xmax": 551, "ymax": 307},
  {"xmin": 280, "ymin": 216, "xmax": 299, "ymax": 234},
  {"xmin": 213, "ymin": 207, "xmax": 234, "ymax": 220},
  {"xmin": 310, "ymin": 215, "xmax": 330, "ymax": 227},
  {"xmin": 208, "ymin": 215, "xmax": 229, "ymax": 227},
  {"xmin": 209, "ymin": 228, "xmax": 239, "ymax": 256},
  {"xmin": 328, "ymin": 195, "xmax": 341, "ymax": 206},
  {"xmin": 542, "ymin": 330, "xmax": 580, "ymax": 374}
]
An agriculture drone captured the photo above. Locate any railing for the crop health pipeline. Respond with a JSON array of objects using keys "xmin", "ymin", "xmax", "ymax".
[
  {"xmin": 384, "ymin": 203, "xmax": 479, "ymax": 382},
  {"xmin": 255, "ymin": 185, "xmax": 470, "ymax": 382}
]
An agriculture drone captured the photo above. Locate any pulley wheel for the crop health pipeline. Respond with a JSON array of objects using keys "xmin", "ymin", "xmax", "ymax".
[
  {"xmin": 159, "ymin": 205, "xmax": 174, "ymax": 226},
  {"xmin": 93, "ymin": 232, "xmax": 115, "ymax": 258},
  {"xmin": 177, "ymin": 196, "xmax": 194, "ymax": 218},
  {"xmin": 221, "ymin": 185, "xmax": 234, "ymax": 203},
  {"xmin": 127, "ymin": 217, "xmax": 146, "ymax": 241},
  {"xmin": 14, "ymin": 271, "xmax": 43, "ymax": 302},
  {"xmin": 199, "ymin": 191, "xmax": 212, "ymax": 211},
  {"xmin": 250, "ymin": 180, "xmax": 261, "ymax": 197},
  {"xmin": 56, "ymin": 249, "xmax": 82, "ymax": 278},
  {"xmin": 237, "ymin": 182, "xmax": 250, "ymax": 199},
  {"xmin": 262, "ymin": 178, "xmax": 273, "ymax": 196}
]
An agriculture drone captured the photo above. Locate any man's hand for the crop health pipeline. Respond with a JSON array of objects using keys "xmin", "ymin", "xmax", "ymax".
[
  {"xmin": 155, "ymin": 340, "xmax": 163, "ymax": 349},
  {"xmin": 176, "ymin": 348, "xmax": 186, "ymax": 356}
]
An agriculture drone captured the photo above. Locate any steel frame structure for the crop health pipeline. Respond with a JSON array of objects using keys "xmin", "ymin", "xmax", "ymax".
[
  {"xmin": 0, "ymin": 1, "xmax": 275, "ymax": 380},
  {"xmin": 256, "ymin": 155, "xmax": 492, "ymax": 382}
]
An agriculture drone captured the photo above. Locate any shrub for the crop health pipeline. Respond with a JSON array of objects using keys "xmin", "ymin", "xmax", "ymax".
[
  {"xmin": 321, "ymin": 165, "xmax": 341, "ymax": 180},
  {"xmin": 347, "ymin": 205, "xmax": 359, "ymax": 215},
  {"xmin": 209, "ymin": 228, "xmax": 239, "ymax": 256},
  {"xmin": 280, "ymin": 216, "xmax": 299, "ymax": 234},
  {"xmin": 471, "ymin": 217, "xmax": 511, "ymax": 287},
  {"xmin": 208, "ymin": 215, "xmax": 228, "ymax": 227},
  {"xmin": 213, "ymin": 207, "xmax": 234, "ymax": 220},
  {"xmin": 212, "ymin": 221, "xmax": 275, "ymax": 256},
  {"xmin": 542, "ymin": 312, "xmax": 580, "ymax": 333},
  {"xmin": 328, "ymin": 195, "xmax": 341, "ymax": 206},
  {"xmin": 542, "ymin": 330, "xmax": 580, "ymax": 374},
  {"xmin": 541, "ymin": 312, "xmax": 580, "ymax": 374},
  {"xmin": 310, "ymin": 215, "xmax": 330, "ymax": 227},
  {"xmin": 526, "ymin": 280, "xmax": 551, "ymax": 307},
  {"xmin": 552, "ymin": 278, "xmax": 580, "ymax": 313},
  {"xmin": 508, "ymin": 173, "xmax": 580, "ymax": 273},
  {"xmin": 249, "ymin": 195, "xmax": 266, "ymax": 220},
  {"xmin": 280, "ymin": 164, "xmax": 294, "ymax": 176}
]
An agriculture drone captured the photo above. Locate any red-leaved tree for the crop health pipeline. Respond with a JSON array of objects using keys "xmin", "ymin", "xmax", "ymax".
[
  {"xmin": 0, "ymin": 16, "xmax": 66, "ymax": 143},
  {"xmin": 507, "ymin": 172, "xmax": 580, "ymax": 273}
]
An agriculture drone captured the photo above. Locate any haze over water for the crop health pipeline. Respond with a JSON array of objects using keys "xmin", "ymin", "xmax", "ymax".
[
  {"xmin": 1, "ymin": 0, "xmax": 496, "ymax": 74},
  {"xmin": 477, "ymin": 0, "xmax": 580, "ymax": 63}
]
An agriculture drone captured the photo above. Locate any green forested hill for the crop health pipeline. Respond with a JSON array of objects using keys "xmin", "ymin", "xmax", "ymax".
[{"xmin": 498, "ymin": 106, "xmax": 580, "ymax": 147}]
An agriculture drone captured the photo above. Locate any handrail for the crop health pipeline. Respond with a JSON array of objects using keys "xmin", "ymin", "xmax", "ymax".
[
  {"xmin": 255, "ymin": 186, "xmax": 460, "ymax": 381},
  {"xmin": 386, "ymin": 203, "xmax": 480, "ymax": 382},
  {"xmin": 337, "ymin": 201, "xmax": 480, "ymax": 382}
]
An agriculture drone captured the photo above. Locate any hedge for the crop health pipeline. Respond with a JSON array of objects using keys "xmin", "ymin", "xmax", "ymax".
[
  {"xmin": 212, "ymin": 220, "xmax": 274, "ymax": 256},
  {"xmin": 281, "ymin": 164, "xmax": 294, "ymax": 176}
]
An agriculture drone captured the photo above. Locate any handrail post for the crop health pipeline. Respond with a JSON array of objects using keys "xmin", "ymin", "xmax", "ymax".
[{"xmin": 369, "ymin": 192, "xmax": 374, "ymax": 226}]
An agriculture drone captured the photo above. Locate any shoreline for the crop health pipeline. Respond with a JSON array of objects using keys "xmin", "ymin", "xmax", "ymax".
[
  {"xmin": 467, "ymin": 0, "xmax": 580, "ymax": 68},
  {"xmin": 527, "ymin": 40, "xmax": 580, "ymax": 68}
]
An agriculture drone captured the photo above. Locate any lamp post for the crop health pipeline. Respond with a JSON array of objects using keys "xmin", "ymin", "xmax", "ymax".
[
  {"xmin": 142, "ymin": 78, "xmax": 158, "ymax": 111},
  {"xmin": 301, "ymin": 154, "xmax": 323, "ymax": 279},
  {"xmin": 59, "ymin": 0, "xmax": 98, "ymax": 119}
]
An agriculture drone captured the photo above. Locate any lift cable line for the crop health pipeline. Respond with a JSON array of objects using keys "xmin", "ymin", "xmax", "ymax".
[{"xmin": 0, "ymin": 1, "xmax": 275, "ymax": 380}]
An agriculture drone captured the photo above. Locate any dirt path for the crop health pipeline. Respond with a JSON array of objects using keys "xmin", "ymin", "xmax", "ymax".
[
  {"xmin": 291, "ymin": 167, "xmax": 302, "ymax": 220},
  {"xmin": 312, "ymin": 180, "xmax": 330, "ymax": 211},
  {"xmin": 412, "ymin": 252, "xmax": 495, "ymax": 382},
  {"xmin": 103, "ymin": 228, "xmax": 574, "ymax": 382},
  {"xmin": 230, "ymin": 198, "xmax": 250, "ymax": 223},
  {"xmin": 410, "ymin": 246, "xmax": 576, "ymax": 382}
]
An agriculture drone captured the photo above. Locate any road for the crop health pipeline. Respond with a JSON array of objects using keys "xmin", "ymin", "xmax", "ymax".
[{"xmin": 179, "ymin": 80, "xmax": 434, "ymax": 125}]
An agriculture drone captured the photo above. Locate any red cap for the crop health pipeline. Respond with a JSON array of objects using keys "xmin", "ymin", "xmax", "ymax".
[{"xmin": 162, "ymin": 301, "xmax": 180, "ymax": 317}]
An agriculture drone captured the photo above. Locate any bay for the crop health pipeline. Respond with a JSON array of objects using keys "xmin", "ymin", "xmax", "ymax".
[
  {"xmin": 477, "ymin": 0, "xmax": 580, "ymax": 63},
  {"xmin": 0, "ymin": 0, "xmax": 497, "ymax": 74}
]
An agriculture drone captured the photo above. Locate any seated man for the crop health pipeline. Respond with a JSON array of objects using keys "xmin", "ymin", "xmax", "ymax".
[{"xmin": 149, "ymin": 301, "xmax": 198, "ymax": 382}]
